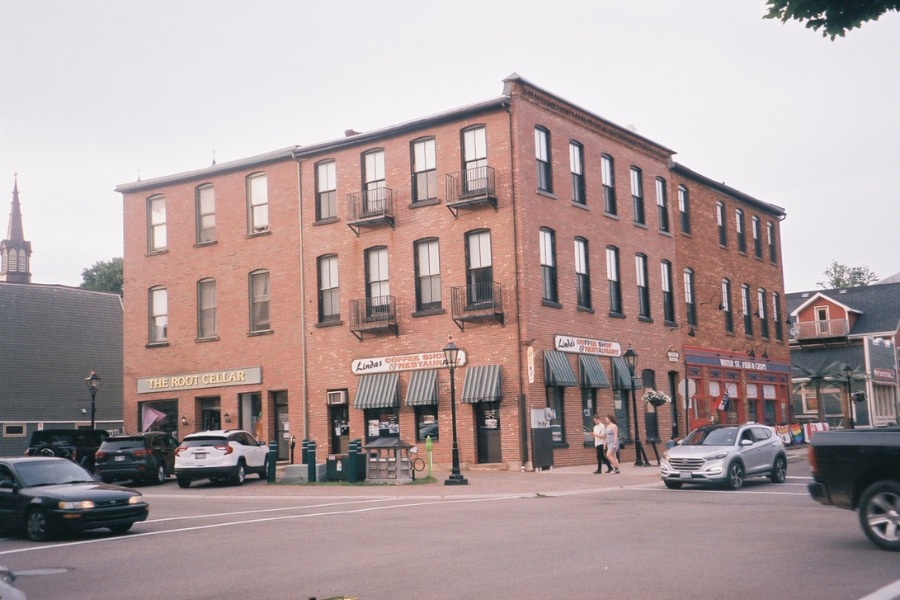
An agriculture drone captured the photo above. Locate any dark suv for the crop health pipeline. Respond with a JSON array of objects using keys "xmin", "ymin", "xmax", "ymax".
[
  {"xmin": 24, "ymin": 429, "xmax": 110, "ymax": 471},
  {"xmin": 94, "ymin": 432, "xmax": 179, "ymax": 485}
]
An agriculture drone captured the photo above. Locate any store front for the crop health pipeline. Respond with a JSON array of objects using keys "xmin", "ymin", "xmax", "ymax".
[{"xmin": 459, "ymin": 364, "xmax": 502, "ymax": 464}]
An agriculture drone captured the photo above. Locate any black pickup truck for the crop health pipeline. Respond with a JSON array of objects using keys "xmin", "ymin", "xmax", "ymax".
[{"xmin": 807, "ymin": 427, "xmax": 900, "ymax": 551}]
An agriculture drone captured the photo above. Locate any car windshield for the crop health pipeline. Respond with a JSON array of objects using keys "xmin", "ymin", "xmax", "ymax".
[
  {"xmin": 101, "ymin": 439, "xmax": 146, "ymax": 451},
  {"xmin": 181, "ymin": 436, "xmax": 227, "ymax": 447},
  {"xmin": 682, "ymin": 428, "xmax": 738, "ymax": 447},
  {"xmin": 16, "ymin": 460, "xmax": 96, "ymax": 487}
]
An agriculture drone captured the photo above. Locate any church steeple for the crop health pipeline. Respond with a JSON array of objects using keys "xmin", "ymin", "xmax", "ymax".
[{"xmin": 1, "ymin": 174, "xmax": 32, "ymax": 284}]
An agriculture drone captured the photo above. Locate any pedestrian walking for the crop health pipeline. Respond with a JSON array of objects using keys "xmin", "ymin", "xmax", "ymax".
[
  {"xmin": 591, "ymin": 415, "xmax": 613, "ymax": 474},
  {"xmin": 605, "ymin": 415, "xmax": 620, "ymax": 474}
]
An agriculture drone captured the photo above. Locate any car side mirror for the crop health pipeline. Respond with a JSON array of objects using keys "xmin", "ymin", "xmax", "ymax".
[
  {"xmin": 740, "ymin": 439, "xmax": 753, "ymax": 447},
  {"xmin": 0, "ymin": 479, "xmax": 16, "ymax": 491}
]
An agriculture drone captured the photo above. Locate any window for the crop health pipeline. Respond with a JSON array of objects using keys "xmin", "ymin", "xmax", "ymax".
[
  {"xmin": 316, "ymin": 160, "xmax": 337, "ymax": 220},
  {"xmin": 758, "ymin": 288, "xmax": 769, "ymax": 338},
  {"xmin": 463, "ymin": 126, "xmax": 488, "ymax": 194},
  {"xmin": 197, "ymin": 278, "xmax": 216, "ymax": 338},
  {"xmin": 249, "ymin": 270, "xmax": 270, "ymax": 332},
  {"xmin": 607, "ymin": 246, "xmax": 622, "ymax": 314},
  {"xmin": 414, "ymin": 239, "xmax": 441, "ymax": 311},
  {"xmin": 678, "ymin": 185, "xmax": 691, "ymax": 234},
  {"xmin": 147, "ymin": 195, "xmax": 166, "ymax": 252},
  {"xmin": 149, "ymin": 286, "xmax": 168, "ymax": 343},
  {"xmin": 466, "ymin": 230, "xmax": 493, "ymax": 305},
  {"xmin": 196, "ymin": 184, "xmax": 215, "ymax": 244},
  {"xmin": 752, "ymin": 216, "xmax": 762, "ymax": 258},
  {"xmin": 412, "ymin": 138, "xmax": 437, "ymax": 203},
  {"xmin": 415, "ymin": 406, "xmax": 439, "ymax": 442},
  {"xmin": 535, "ymin": 127, "xmax": 552, "ymax": 193},
  {"xmin": 547, "ymin": 387, "xmax": 565, "ymax": 444},
  {"xmin": 363, "ymin": 150, "xmax": 387, "ymax": 214},
  {"xmin": 717, "ymin": 201, "xmax": 727, "ymax": 247},
  {"xmin": 570, "ymin": 141, "xmax": 585, "ymax": 205},
  {"xmin": 540, "ymin": 228, "xmax": 558, "ymax": 303},
  {"xmin": 365, "ymin": 247, "xmax": 390, "ymax": 317},
  {"xmin": 767, "ymin": 222, "xmax": 778, "ymax": 263},
  {"xmin": 601, "ymin": 154, "xmax": 616, "ymax": 215},
  {"xmin": 722, "ymin": 279, "xmax": 734, "ymax": 333},
  {"xmin": 318, "ymin": 255, "xmax": 340, "ymax": 323},
  {"xmin": 741, "ymin": 284, "xmax": 753, "ymax": 336},
  {"xmin": 773, "ymin": 292, "xmax": 784, "ymax": 341},
  {"xmin": 247, "ymin": 173, "xmax": 269, "ymax": 233},
  {"xmin": 575, "ymin": 237, "xmax": 591, "ymax": 309},
  {"xmin": 735, "ymin": 209, "xmax": 746, "ymax": 253},
  {"xmin": 656, "ymin": 178, "xmax": 669, "ymax": 233},
  {"xmin": 636, "ymin": 254, "xmax": 650, "ymax": 319},
  {"xmin": 684, "ymin": 268, "xmax": 697, "ymax": 327},
  {"xmin": 630, "ymin": 167, "xmax": 645, "ymax": 224},
  {"xmin": 661, "ymin": 260, "xmax": 674, "ymax": 324}
]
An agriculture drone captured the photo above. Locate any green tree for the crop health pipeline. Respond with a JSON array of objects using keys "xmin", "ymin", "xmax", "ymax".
[
  {"xmin": 80, "ymin": 257, "xmax": 123, "ymax": 296},
  {"xmin": 765, "ymin": 0, "xmax": 900, "ymax": 39},
  {"xmin": 817, "ymin": 261, "xmax": 878, "ymax": 289},
  {"xmin": 793, "ymin": 359, "xmax": 841, "ymax": 422}
]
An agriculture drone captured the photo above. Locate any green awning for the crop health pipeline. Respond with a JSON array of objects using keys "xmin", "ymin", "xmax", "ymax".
[
  {"xmin": 460, "ymin": 364, "xmax": 502, "ymax": 404},
  {"xmin": 612, "ymin": 357, "xmax": 639, "ymax": 390},
  {"xmin": 579, "ymin": 354, "xmax": 610, "ymax": 389},
  {"xmin": 353, "ymin": 372, "xmax": 399, "ymax": 409},
  {"xmin": 544, "ymin": 350, "xmax": 577, "ymax": 387},
  {"xmin": 405, "ymin": 369, "xmax": 438, "ymax": 406}
]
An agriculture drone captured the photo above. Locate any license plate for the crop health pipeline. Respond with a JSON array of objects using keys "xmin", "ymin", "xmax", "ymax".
[
  {"xmin": 195, "ymin": 452, "xmax": 207, "ymax": 459},
  {"xmin": 115, "ymin": 455, "xmax": 125, "ymax": 462},
  {"xmin": 679, "ymin": 471, "xmax": 692, "ymax": 479}
]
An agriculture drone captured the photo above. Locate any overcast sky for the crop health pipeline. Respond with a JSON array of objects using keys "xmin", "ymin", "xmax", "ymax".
[{"xmin": 2, "ymin": 1, "xmax": 898, "ymax": 291}]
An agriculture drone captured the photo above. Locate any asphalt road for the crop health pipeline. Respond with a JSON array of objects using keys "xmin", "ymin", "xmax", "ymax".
[{"xmin": 2, "ymin": 463, "xmax": 899, "ymax": 600}]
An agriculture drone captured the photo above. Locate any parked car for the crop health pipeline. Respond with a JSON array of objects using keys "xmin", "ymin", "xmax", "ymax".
[
  {"xmin": 174, "ymin": 429, "xmax": 268, "ymax": 488},
  {"xmin": 0, "ymin": 457, "xmax": 149, "ymax": 542},
  {"xmin": 24, "ymin": 428, "xmax": 110, "ymax": 471},
  {"xmin": 94, "ymin": 432, "xmax": 179, "ymax": 485},
  {"xmin": 660, "ymin": 423, "xmax": 787, "ymax": 490},
  {"xmin": 0, "ymin": 564, "xmax": 26, "ymax": 600}
]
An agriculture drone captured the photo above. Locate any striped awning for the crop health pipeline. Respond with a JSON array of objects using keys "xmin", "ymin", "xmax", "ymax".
[
  {"xmin": 612, "ymin": 357, "xmax": 639, "ymax": 390},
  {"xmin": 353, "ymin": 372, "xmax": 399, "ymax": 409},
  {"xmin": 544, "ymin": 350, "xmax": 577, "ymax": 387},
  {"xmin": 579, "ymin": 354, "xmax": 610, "ymax": 389},
  {"xmin": 460, "ymin": 364, "xmax": 502, "ymax": 404},
  {"xmin": 405, "ymin": 369, "xmax": 438, "ymax": 406}
]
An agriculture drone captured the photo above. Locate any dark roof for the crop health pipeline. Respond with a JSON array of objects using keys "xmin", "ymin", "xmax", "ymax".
[
  {"xmin": 669, "ymin": 162, "xmax": 786, "ymax": 218},
  {"xmin": 786, "ymin": 281, "xmax": 900, "ymax": 336}
]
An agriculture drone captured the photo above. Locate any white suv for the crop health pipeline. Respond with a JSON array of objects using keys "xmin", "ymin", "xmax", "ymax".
[{"xmin": 174, "ymin": 430, "xmax": 268, "ymax": 488}]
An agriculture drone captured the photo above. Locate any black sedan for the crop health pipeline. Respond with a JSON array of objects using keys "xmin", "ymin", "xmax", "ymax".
[{"xmin": 0, "ymin": 457, "xmax": 149, "ymax": 541}]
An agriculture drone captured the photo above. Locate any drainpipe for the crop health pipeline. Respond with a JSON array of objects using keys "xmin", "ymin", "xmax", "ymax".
[{"xmin": 295, "ymin": 158, "xmax": 310, "ymax": 440}]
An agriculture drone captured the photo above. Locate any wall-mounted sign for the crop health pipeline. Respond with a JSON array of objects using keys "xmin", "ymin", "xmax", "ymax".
[
  {"xmin": 554, "ymin": 335, "xmax": 621, "ymax": 357},
  {"xmin": 351, "ymin": 350, "xmax": 467, "ymax": 375},
  {"xmin": 667, "ymin": 346, "xmax": 681, "ymax": 364},
  {"xmin": 137, "ymin": 367, "xmax": 262, "ymax": 394},
  {"xmin": 873, "ymin": 368, "xmax": 896, "ymax": 382}
]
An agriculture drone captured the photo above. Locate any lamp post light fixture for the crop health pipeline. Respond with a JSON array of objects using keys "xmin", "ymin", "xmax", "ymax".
[
  {"xmin": 443, "ymin": 337, "xmax": 468, "ymax": 486},
  {"xmin": 622, "ymin": 347, "xmax": 649, "ymax": 467},
  {"xmin": 843, "ymin": 364, "xmax": 855, "ymax": 430},
  {"xmin": 85, "ymin": 370, "xmax": 101, "ymax": 429}
]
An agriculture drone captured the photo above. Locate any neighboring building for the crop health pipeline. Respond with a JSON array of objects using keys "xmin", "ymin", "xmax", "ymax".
[
  {"xmin": 0, "ymin": 177, "xmax": 124, "ymax": 456},
  {"xmin": 116, "ymin": 74, "xmax": 789, "ymax": 469},
  {"xmin": 787, "ymin": 283, "xmax": 900, "ymax": 428}
]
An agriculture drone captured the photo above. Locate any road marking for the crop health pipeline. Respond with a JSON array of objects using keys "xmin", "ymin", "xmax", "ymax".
[
  {"xmin": 148, "ymin": 498, "xmax": 395, "ymax": 523},
  {"xmin": 858, "ymin": 579, "xmax": 900, "ymax": 600}
]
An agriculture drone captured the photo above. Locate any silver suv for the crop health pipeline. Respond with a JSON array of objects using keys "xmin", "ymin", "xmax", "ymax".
[
  {"xmin": 660, "ymin": 423, "xmax": 787, "ymax": 490},
  {"xmin": 174, "ymin": 430, "xmax": 268, "ymax": 488}
]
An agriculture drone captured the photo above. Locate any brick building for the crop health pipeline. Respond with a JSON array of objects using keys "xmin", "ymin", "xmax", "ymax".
[{"xmin": 116, "ymin": 74, "xmax": 789, "ymax": 470}]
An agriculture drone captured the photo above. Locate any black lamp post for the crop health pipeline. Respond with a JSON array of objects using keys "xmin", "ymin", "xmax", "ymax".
[
  {"xmin": 443, "ymin": 338, "xmax": 468, "ymax": 486},
  {"xmin": 623, "ymin": 347, "xmax": 648, "ymax": 467},
  {"xmin": 843, "ymin": 365, "xmax": 855, "ymax": 429},
  {"xmin": 85, "ymin": 370, "xmax": 101, "ymax": 429}
]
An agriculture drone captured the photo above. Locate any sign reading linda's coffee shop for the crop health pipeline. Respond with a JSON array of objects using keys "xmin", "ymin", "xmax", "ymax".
[
  {"xmin": 554, "ymin": 335, "xmax": 622, "ymax": 357},
  {"xmin": 351, "ymin": 350, "xmax": 467, "ymax": 375},
  {"xmin": 137, "ymin": 367, "xmax": 262, "ymax": 393}
]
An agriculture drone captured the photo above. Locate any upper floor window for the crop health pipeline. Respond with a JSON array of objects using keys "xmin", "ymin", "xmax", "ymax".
[
  {"xmin": 465, "ymin": 230, "xmax": 493, "ymax": 305},
  {"xmin": 247, "ymin": 173, "xmax": 269, "ymax": 234},
  {"xmin": 661, "ymin": 260, "xmax": 674, "ymax": 324},
  {"xmin": 684, "ymin": 268, "xmax": 696, "ymax": 327},
  {"xmin": 735, "ymin": 209, "xmax": 746, "ymax": 253},
  {"xmin": 722, "ymin": 279, "xmax": 734, "ymax": 333},
  {"xmin": 636, "ymin": 253, "xmax": 650, "ymax": 318},
  {"xmin": 656, "ymin": 177, "xmax": 669, "ymax": 233},
  {"xmin": 318, "ymin": 255, "xmax": 340, "ymax": 323},
  {"xmin": 149, "ymin": 286, "xmax": 168, "ymax": 343},
  {"xmin": 196, "ymin": 185, "xmax": 215, "ymax": 244},
  {"xmin": 316, "ymin": 160, "xmax": 337, "ymax": 221},
  {"xmin": 741, "ymin": 283, "xmax": 753, "ymax": 335},
  {"xmin": 414, "ymin": 239, "xmax": 441, "ymax": 311},
  {"xmin": 412, "ymin": 138, "xmax": 438, "ymax": 203},
  {"xmin": 575, "ymin": 237, "xmax": 591, "ymax": 309},
  {"xmin": 772, "ymin": 292, "xmax": 784, "ymax": 341},
  {"xmin": 365, "ymin": 246, "xmax": 390, "ymax": 318},
  {"xmin": 607, "ymin": 246, "xmax": 622, "ymax": 315},
  {"xmin": 570, "ymin": 141, "xmax": 585, "ymax": 205},
  {"xmin": 363, "ymin": 150, "xmax": 387, "ymax": 213},
  {"xmin": 630, "ymin": 167, "xmax": 645, "ymax": 225},
  {"xmin": 249, "ymin": 270, "xmax": 270, "ymax": 332},
  {"xmin": 540, "ymin": 228, "xmax": 558, "ymax": 303},
  {"xmin": 601, "ymin": 154, "xmax": 616, "ymax": 215},
  {"xmin": 767, "ymin": 222, "xmax": 778, "ymax": 263},
  {"xmin": 678, "ymin": 185, "xmax": 691, "ymax": 234},
  {"xmin": 197, "ymin": 278, "xmax": 216, "ymax": 339},
  {"xmin": 752, "ymin": 216, "xmax": 762, "ymax": 258},
  {"xmin": 147, "ymin": 195, "xmax": 166, "ymax": 252},
  {"xmin": 535, "ymin": 127, "xmax": 552, "ymax": 193},
  {"xmin": 463, "ymin": 126, "xmax": 488, "ymax": 194},
  {"xmin": 717, "ymin": 201, "xmax": 727, "ymax": 247},
  {"xmin": 758, "ymin": 288, "xmax": 769, "ymax": 338}
]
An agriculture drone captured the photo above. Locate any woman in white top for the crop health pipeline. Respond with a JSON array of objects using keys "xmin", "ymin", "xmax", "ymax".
[{"xmin": 605, "ymin": 415, "xmax": 620, "ymax": 474}]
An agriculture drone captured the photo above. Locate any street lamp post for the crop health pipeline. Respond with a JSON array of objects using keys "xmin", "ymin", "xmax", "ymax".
[
  {"xmin": 623, "ymin": 347, "xmax": 649, "ymax": 467},
  {"xmin": 85, "ymin": 370, "xmax": 101, "ymax": 429},
  {"xmin": 443, "ymin": 338, "xmax": 468, "ymax": 486},
  {"xmin": 843, "ymin": 365, "xmax": 855, "ymax": 430}
]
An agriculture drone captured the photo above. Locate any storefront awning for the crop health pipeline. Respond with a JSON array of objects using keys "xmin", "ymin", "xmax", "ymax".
[
  {"xmin": 405, "ymin": 369, "xmax": 438, "ymax": 406},
  {"xmin": 579, "ymin": 355, "xmax": 610, "ymax": 389},
  {"xmin": 612, "ymin": 357, "xmax": 639, "ymax": 390},
  {"xmin": 354, "ymin": 372, "xmax": 399, "ymax": 409},
  {"xmin": 460, "ymin": 364, "xmax": 502, "ymax": 404},
  {"xmin": 544, "ymin": 350, "xmax": 578, "ymax": 387}
]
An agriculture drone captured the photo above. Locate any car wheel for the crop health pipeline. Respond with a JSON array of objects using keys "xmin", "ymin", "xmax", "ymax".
[
  {"xmin": 177, "ymin": 476, "xmax": 191, "ymax": 489},
  {"xmin": 663, "ymin": 480, "xmax": 683, "ymax": 489},
  {"xmin": 726, "ymin": 462, "xmax": 744, "ymax": 490},
  {"xmin": 26, "ymin": 508, "xmax": 52, "ymax": 542},
  {"xmin": 151, "ymin": 464, "xmax": 166, "ymax": 485},
  {"xmin": 109, "ymin": 524, "xmax": 133, "ymax": 535},
  {"xmin": 858, "ymin": 480, "xmax": 900, "ymax": 551},
  {"xmin": 232, "ymin": 462, "xmax": 246, "ymax": 486},
  {"xmin": 769, "ymin": 456, "xmax": 787, "ymax": 484}
]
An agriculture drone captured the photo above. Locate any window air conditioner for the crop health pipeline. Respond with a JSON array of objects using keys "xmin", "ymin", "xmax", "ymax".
[{"xmin": 326, "ymin": 390, "xmax": 348, "ymax": 405}]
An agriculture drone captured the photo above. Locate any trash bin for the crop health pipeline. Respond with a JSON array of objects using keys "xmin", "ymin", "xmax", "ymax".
[{"xmin": 326, "ymin": 454, "xmax": 348, "ymax": 481}]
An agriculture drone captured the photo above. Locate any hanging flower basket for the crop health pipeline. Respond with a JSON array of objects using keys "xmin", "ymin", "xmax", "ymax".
[{"xmin": 642, "ymin": 390, "xmax": 671, "ymax": 407}]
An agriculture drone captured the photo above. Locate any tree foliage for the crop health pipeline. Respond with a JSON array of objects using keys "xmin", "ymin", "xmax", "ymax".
[
  {"xmin": 792, "ymin": 360, "xmax": 842, "ymax": 422},
  {"xmin": 817, "ymin": 261, "xmax": 878, "ymax": 289},
  {"xmin": 764, "ymin": 0, "xmax": 900, "ymax": 39},
  {"xmin": 80, "ymin": 257, "xmax": 123, "ymax": 296}
]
